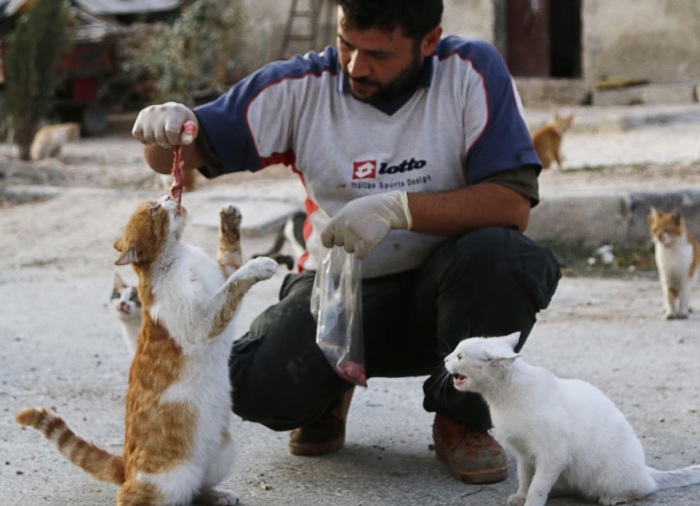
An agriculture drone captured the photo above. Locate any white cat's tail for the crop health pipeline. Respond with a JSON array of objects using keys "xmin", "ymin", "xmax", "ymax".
[
  {"xmin": 648, "ymin": 465, "xmax": 700, "ymax": 491},
  {"xmin": 16, "ymin": 407, "xmax": 125, "ymax": 485}
]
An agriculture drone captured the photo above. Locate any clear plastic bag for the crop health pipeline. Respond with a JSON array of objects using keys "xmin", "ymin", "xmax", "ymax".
[{"xmin": 310, "ymin": 247, "xmax": 366, "ymax": 387}]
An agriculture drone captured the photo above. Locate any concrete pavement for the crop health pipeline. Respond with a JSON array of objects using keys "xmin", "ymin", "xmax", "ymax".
[{"xmin": 2, "ymin": 102, "xmax": 700, "ymax": 505}]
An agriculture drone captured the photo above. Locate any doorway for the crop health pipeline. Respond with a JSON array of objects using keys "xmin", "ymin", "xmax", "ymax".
[{"xmin": 502, "ymin": 0, "xmax": 581, "ymax": 78}]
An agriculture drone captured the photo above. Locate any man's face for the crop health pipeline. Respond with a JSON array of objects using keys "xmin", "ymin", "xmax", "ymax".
[{"xmin": 337, "ymin": 8, "xmax": 441, "ymax": 102}]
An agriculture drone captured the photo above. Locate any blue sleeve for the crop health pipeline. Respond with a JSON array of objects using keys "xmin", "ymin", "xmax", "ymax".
[
  {"xmin": 460, "ymin": 41, "xmax": 540, "ymax": 183},
  {"xmin": 194, "ymin": 49, "xmax": 339, "ymax": 176}
]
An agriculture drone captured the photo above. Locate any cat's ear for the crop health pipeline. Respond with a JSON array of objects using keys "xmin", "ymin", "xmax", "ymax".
[
  {"xmin": 114, "ymin": 239, "xmax": 139, "ymax": 266},
  {"xmin": 490, "ymin": 355, "xmax": 519, "ymax": 369},
  {"xmin": 672, "ymin": 207, "xmax": 684, "ymax": 224},
  {"xmin": 502, "ymin": 332, "xmax": 521, "ymax": 351},
  {"xmin": 647, "ymin": 206, "xmax": 660, "ymax": 223},
  {"xmin": 113, "ymin": 272, "xmax": 125, "ymax": 288}
]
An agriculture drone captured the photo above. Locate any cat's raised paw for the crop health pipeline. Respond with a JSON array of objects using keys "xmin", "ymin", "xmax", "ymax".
[
  {"xmin": 247, "ymin": 256, "xmax": 279, "ymax": 280},
  {"xmin": 220, "ymin": 205, "xmax": 242, "ymax": 232},
  {"xmin": 194, "ymin": 487, "xmax": 240, "ymax": 505},
  {"xmin": 233, "ymin": 257, "xmax": 278, "ymax": 283}
]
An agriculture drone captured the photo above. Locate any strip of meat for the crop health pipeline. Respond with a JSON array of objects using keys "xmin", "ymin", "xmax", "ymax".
[{"xmin": 170, "ymin": 121, "xmax": 198, "ymax": 210}]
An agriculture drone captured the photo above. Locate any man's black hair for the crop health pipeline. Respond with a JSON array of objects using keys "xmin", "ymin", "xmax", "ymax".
[{"xmin": 336, "ymin": 0, "xmax": 443, "ymax": 40}]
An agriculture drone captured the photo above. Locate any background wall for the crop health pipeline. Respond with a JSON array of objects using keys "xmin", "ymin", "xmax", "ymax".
[
  {"xmin": 236, "ymin": 0, "xmax": 700, "ymax": 95},
  {"xmin": 582, "ymin": 0, "xmax": 700, "ymax": 84}
]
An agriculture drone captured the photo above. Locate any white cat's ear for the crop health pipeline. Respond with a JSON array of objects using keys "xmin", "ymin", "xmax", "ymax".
[
  {"xmin": 113, "ymin": 272, "xmax": 125, "ymax": 288},
  {"xmin": 502, "ymin": 332, "xmax": 521, "ymax": 351}
]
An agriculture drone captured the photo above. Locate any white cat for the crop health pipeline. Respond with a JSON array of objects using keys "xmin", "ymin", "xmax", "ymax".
[
  {"xmin": 109, "ymin": 272, "xmax": 141, "ymax": 354},
  {"xmin": 444, "ymin": 333, "xmax": 700, "ymax": 506}
]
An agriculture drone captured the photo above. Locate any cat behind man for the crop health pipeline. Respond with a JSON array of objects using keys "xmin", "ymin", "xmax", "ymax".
[
  {"xmin": 16, "ymin": 195, "xmax": 278, "ymax": 505},
  {"xmin": 444, "ymin": 333, "xmax": 700, "ymax": 506},
  {"xmin": 647, "ymin": 206, "xmax": 699, "ymax": 319},
  {"xmin": 531, "ymin": 113, "xmax": 573, "ymax": 169},
  {"xmin": 252, "ymin": 209, "xmax": 306, "ymax": 270}
]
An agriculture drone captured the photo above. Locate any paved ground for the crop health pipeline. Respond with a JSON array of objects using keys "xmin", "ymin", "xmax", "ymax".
[{"xmin": 1, "ymin": 103, "xmax": 700, "ymax": 505}]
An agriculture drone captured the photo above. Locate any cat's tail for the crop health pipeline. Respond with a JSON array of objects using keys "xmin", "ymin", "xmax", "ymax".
[
  {"xmin": 16, "ymin": 407, "xmax": 125, "ymax": 485},
  {"xmin": 648, "ymin": 465, "xmax": 700, "ymax": 491}
]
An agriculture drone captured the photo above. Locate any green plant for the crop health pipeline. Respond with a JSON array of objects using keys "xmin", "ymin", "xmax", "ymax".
[
  {"xmin": 130, "ymin": 0, "xmax": 244, "ymax": 107},
  {"xmin": 4, "ymin": 0, "xmax": 72, "ymax": 160}
]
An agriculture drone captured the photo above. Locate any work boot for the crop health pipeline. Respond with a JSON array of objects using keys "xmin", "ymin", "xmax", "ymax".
[
  {"xmin": 432, "ymin": 413, "xmax": 508, "ymax": 484},
  {"xmin": 288, "ymin": 388, "xmax": 354, "ymax": 456}
]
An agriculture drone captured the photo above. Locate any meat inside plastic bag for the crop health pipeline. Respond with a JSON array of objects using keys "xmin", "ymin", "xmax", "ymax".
[{"xmin": 310, "ymin": 248, "xmax": 366, "ymax": 387}]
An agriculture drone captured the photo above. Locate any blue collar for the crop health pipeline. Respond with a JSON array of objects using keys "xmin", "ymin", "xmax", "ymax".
[{"xmin": 339, "ymin": 56, "xmax": 434, "ymax": 115}]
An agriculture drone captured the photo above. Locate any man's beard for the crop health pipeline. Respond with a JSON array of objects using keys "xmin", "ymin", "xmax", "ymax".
[{"xmin": 348, "ymin": 47, "xmax": 424, "ymax": 103}]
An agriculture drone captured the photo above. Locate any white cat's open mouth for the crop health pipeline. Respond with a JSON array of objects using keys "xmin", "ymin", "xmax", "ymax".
[{"xmin": 452, "ymin": 373, "xmax": 466, "ymax": 386}]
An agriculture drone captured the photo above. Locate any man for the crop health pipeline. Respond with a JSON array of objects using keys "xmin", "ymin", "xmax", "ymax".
[{"xmin": 132, "ymin": 0, "xmax": 561, "ymax": 485}]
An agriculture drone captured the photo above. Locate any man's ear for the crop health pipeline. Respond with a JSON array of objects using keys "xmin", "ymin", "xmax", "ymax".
[{"xmin": 421, "ymin": 26, "xmax": 442, "ymax": 57}]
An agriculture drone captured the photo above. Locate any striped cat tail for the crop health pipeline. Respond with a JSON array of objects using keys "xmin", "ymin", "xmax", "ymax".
[{"xmin": 16, "ymin": 407, "xmax": 125, "ymax": 485}]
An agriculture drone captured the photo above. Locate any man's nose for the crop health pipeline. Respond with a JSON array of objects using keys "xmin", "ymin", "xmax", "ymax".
[{"xmin": 348, "ymin": 50, "xmax": 370, "ymax": 78}]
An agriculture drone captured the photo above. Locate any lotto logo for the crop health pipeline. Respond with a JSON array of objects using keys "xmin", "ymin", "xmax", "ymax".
[{"xmin": 353, "ymin": 160, "xmax": 377, "ymax": 180}]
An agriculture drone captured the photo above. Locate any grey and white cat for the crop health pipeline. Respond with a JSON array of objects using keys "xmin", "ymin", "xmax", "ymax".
[
  {"xmin": 444, "ymin": 333, "xmax": 700, "ymax": 506},
  {"xmin": 109, "ymin": 272, "xmax": 141, "ymax": 354}
]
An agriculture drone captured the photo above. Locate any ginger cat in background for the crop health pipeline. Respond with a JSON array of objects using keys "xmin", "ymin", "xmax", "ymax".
[
  {"xmin": 17, "ymin": 195, "xmax": 278, "ymax": 506},
  {"xmin": 532, "ymin": 113, "xmax": 574, "ymax": 169},
  {"xmin": 648, "ymin": 206, "xmax": 699, "ymax": 320},
  {"xmin": 30, "ymin": 122, "xmax": 81, "ymax": 161}
]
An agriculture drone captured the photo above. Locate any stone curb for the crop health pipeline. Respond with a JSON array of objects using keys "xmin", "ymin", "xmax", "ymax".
[{"xmin": 528, "ymin": 188, "xmax": 700, "ymax": 245}]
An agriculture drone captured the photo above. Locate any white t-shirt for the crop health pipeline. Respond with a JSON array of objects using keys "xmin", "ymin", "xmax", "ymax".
[{"xmin": 195, "ymin": 36, "xmax": 539, "ymax": 278}]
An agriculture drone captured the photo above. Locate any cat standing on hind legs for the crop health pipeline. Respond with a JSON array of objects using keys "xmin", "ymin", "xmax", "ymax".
[
  {"xmin": 444, "ymin": 333, "xmax": 700, "ymax": 506},
  {"xmin": 16, "ymin": 196, "xmax": 278, "ymax": 506},
  {"xmin": 647, "ymin": 206, "xmax": 700, "ymax": 319}
]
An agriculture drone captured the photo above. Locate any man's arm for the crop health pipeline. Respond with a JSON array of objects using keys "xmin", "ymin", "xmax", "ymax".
[
  {"xmin": 142, "ymin": 143, "xmax": 205, "ymax": 175},
  {"xmin": 320, "ymin": 177, "xmax": 533, "ymax": 260},
  {"xmin": 408, "ymin": 182, "xmax": 531, "ymax": 235}
]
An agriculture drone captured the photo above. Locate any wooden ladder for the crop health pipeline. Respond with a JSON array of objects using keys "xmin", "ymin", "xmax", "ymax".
[{"xmin": 278, "ymin": 0, "xmax": 334, "ymax": 59}]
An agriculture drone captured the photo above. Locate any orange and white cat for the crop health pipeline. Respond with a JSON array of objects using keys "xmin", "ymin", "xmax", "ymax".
[
  {"xmin": 30, "ymin": 122, "xmax": 81, "ymax": 161},
  {"xmin": 531, "ymin": 113, "xmax": 574, "ymax": 169},
  {"xmin": 16, "ymin": 195, "xmax": 278, "ymax": 506},
  {"xmin": 648, "ymin": 206, "xmax": 699, "ymax": 320}
]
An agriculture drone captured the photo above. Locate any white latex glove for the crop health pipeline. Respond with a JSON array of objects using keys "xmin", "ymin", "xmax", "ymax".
[
  {"xmin": 321, "ymin": 191, "xmax": 413, "ymax": 260},
  {"xmin": 131, "ymin": 102, "xmax": 198, "ymax": 149}
]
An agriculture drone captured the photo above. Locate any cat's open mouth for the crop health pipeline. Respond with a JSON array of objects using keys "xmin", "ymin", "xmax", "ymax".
[{"xmin": 452, "ymin": 373, "xmax": 466, "ymax": 386}]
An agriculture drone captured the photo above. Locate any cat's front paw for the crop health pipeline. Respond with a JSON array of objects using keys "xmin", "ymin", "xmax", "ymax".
[
  {"xmin": 239, "ymin": 256, "xmax": 278, "ymax": 281},
  {"xmin": 507, "ymin": 493, "xmax": 526, "ymax": 506},
  {"xmin": 220, "ymin": 205, "xmax": 242, "ymax": 233},
  {"xmin": 194, "ymin": 487, "xmax": 240, "ymax": 505}
]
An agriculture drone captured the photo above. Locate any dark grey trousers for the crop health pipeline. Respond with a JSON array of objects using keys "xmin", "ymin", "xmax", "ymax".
[{"xmin": 229, "ymin": 227, "xmax": 561, "ymax": 432}]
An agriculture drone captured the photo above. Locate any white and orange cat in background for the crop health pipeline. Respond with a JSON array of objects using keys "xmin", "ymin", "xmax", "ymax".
[
  {"xmin": 531, "ymin": 113, "xmax": 574, "ymax": 169},
  {"xmin": 17, "ymin": 196, "xmax": 278, "ymax": 505},
  {"xmin": 648, "ymin": 206, "xmax": 699, "ymax": 320},
  {"xmin": 30, "ymin": 122, "xmax": 81, "ymax": 161}
]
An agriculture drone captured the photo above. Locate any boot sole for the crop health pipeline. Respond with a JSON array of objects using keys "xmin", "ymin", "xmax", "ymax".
[{"xmin": 288, "ymin": 435, "xmax": 345, "ymax": 456}]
